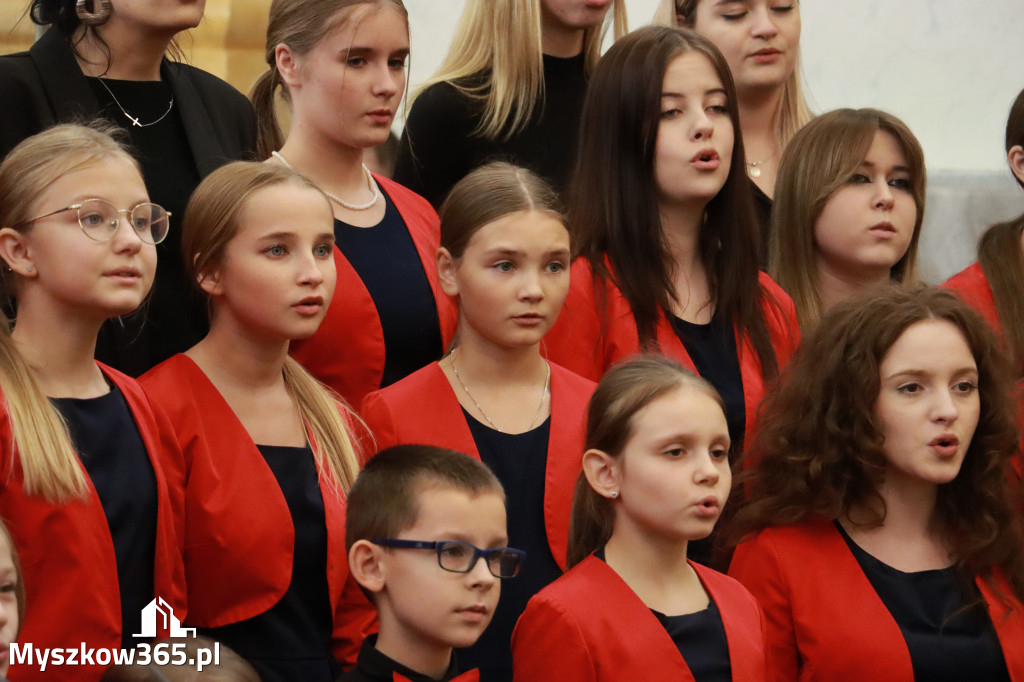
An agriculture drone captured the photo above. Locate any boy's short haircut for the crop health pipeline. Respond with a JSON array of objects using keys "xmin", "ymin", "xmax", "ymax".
[{"xmin": 346, "ymin": 444, "xmax": 505, "ymax": 553}]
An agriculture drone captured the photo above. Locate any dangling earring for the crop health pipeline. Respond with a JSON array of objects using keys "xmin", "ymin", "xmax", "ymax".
[{"xmin": 76, "ymin": 0, "xmax": 112, "ymax": 26}]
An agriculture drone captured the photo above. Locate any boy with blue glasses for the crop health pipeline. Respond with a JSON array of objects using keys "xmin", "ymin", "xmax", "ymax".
[{"xmin": 342, "ymin": 445, "xmax": 523, "ymax": 682}]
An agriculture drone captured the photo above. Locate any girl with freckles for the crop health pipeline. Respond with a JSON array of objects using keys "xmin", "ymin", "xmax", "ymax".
[
  {"xmin": 140, "ymin": 162, "xmax": 373, "ymax": 682},
  {"xmin": 545, "ymin": 26, "xmax": 798, "ymax": 469},
  {"xmin": 0, "ymin": 124, "xmax": 184, "ymax": 682},
  {"xmin": 361, "ymin": 163, "xmax": 594, "ymax": 682},
  {"xmin": 512, "ymin": 357, "xmax": 767, "ymax": 681},
  {"xmin": 250, "ymin": 0, "xmax": 457, "ymax": 410},
  {"xmin": 727, "ymin": 286, "xmax": 1024, "ymax": 681}
]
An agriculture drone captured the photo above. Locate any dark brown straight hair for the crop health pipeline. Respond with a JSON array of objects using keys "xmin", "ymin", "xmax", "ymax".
[{"xmin": 569, "ymin": 26, "xmax": 781, "ymax": 381}]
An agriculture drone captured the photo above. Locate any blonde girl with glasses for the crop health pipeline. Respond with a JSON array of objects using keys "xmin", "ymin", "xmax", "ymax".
[
  {"xmin": 512, "ymin": 357, "xmax": 767, "ymax": 681},
  {"xmin": 0, "ymin": 0, "xmax": 258, "ymax": 375},
  {"xmin": 0, "ymin": 123, "xmax": 185, "ymax": 682},
  {"xmin": 140, "ymin": 161, "xmax": 373, "ymax": 682},
  {"xmin": 393, "ymin": 0, "xmax": 628, "ymax": 208},
  {"xmin": 250, "ymin": 0, "xmax": 457, "ymax": 411}
]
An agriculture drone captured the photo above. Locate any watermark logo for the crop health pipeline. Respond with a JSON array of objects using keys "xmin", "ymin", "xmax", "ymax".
[
  {"xmin": 12, "ymin": 597, "xmax": 219, "ymax": 672},
  {"xmin": 134, "ymin": 597, "xmax": 195, "ymax": 639}
]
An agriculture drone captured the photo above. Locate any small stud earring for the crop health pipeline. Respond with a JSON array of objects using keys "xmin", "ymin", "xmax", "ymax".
[
  {"xmin": 26, "ymin": 265, "xmax": 34, "ymax": 273},
  {"xmin": 609, "ymin": 490, "xmax": 618, "ymax": 499}
]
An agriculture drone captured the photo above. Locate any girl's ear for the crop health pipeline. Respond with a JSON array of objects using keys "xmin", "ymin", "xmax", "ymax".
[
  {"xmin": 348, "ymin": 540, "xmax": 387, "ymax": 594},
  {"xmin": 1008, "ymin": 145, "xmax": 1024, "ymax": 187},
  {"xmin": 436, "ymin": 247, "xmax": 459, "ymax": 297},
  {"xmin": 0, "ymin": 228, "xmax": 37, "ymax": 279},
  {"xmin": 193, "ymin": 253, "xmax": 223, "ymax": 296},
  {"xmin": 582, "ymin": 448, "xmax": 621, "ymax": 500},
  {"xmin": 275, "ymin": 43, "xmax": 303, "ymax": 91}
]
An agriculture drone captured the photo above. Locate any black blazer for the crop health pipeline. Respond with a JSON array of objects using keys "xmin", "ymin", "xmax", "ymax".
[{"xmin": 0, "ymin": 28, "xmax": 258, "ymax": 375}]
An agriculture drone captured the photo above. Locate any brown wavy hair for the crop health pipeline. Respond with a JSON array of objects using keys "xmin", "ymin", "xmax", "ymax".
[
  {"xmin": 570, "ymin": 26, "xmax": 783, "ymax": 381},
  {"xmin": 567, "ymin": 355, "xmax": 723, "ymax": 568},
  {"xmin": 728, "ymin": 286, "xmax": 1024, "ymax": 604}
]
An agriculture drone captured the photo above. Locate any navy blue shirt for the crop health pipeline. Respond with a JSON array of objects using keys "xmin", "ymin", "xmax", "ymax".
[{"xmin": 52, "ymin": 384, "xmax": 157, "ymax": 648}]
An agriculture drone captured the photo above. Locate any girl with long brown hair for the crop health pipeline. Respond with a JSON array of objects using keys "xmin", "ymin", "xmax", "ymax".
[
  {"xmin": 140, "ymin": 162, "xmax": 372, "ymax": 681},
  {"xmin": 250, "ymin": 0, "xmax": 456, "ymax": 410},
  {"xmin": 545, "ymin": 26, "xmax": 798, "ymax": 459},
  {"xmin": 512, "ymin": 356, "xmax": 766, "ymax": 680},
  {"xmin": 728, "ymin": 286, "xmax": 1024, "ymax": 681},
  {"xmin": 654, "ymin": 0, "xmax": 813, "ymax": 250},
  {"xmin": 769, "ymin": 108, "xmax": 926, "ymax": 332}
]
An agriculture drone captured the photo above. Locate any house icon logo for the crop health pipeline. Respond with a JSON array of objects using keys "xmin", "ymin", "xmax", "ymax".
[{"xmin": 133, "ymin": 597, "xmax": 196, "ymax": 639}]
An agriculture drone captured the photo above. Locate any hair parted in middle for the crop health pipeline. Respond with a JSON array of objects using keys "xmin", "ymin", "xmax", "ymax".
[
  {"xmin": 567, "ymin": 355, "xmax": 724, "ymax": 568},
  {"xmin": 412, "ymin": 0, "xmax": 627, "ymax": 142},
  {"xmin": 181, "ymin": 160, "xmax": 362, "ymax": 493},
  {"xmin": 438, "ymin": 161, "xmax": 566, "ymax": 261},
  {"xmin": 769, "ymin": 108, "xmax": 926, "ymax": 332},
  {"xmin": 249, "ymin": 0, "xmax": 409, "ymax": 160},
  {"xmin": 345, "ymin": 444, "xmax": 505, "ymax": 554},
  {"xmin": 570, "ymin": 25, "xmax": 782, "ymax": 380},
  {"xmin": 652, "ymin": 0, "xmax": 812, "ymax": 149},
  {"xmin": 728, "ymin": 285, "xmax": 1024, "ymax": 605}
]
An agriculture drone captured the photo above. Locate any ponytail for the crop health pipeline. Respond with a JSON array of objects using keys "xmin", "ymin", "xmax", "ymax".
[
  {"xmin": 0, "ymin": 320, "xmax": 87, "ymax": 503},
  {"xmin": 283, "ymin": 357, "xmax": 362, "ymax": 495},
  {"xmin": 249, "ymin": 68, "xmax": 285, "ymax": 162}
]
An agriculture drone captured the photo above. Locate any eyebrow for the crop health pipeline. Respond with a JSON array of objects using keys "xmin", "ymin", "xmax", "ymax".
[
  {"xmin": 662, "ymin": 88, "xmax": 728, "ymax": 98},
  {"xmin": 859, "ymin": 160, "xmax": 912, "ymax": 174},
  {"xmin": 884, "ymin": 367, "xmax": 978, "ymax": 380},
  {"xmin": 341, "ymin": 46, "xmax": 410, "ymax": 58}
]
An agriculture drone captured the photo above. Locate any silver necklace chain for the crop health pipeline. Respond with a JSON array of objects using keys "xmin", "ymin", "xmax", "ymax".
[
  {"xmin": 450, "ymin": 350, "xmax": 551, "ymax": 434},
  {"xmin": 271, "ymin": 151, "xmax": 380, "ymax": 211},
  {"xmin": 96, "ymin": 77, "xmax": 174, "ymax": 128}
]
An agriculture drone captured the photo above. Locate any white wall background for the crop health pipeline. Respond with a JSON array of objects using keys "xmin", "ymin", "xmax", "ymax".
[{"xmin": 403, "ymin": 1, "xmax": 1024, "ymax": 280}]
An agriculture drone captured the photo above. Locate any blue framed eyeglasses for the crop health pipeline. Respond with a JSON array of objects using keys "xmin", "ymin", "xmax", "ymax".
[{"xmin": 371, "ymin": 539, "xmax": 525, "ymax": 579}]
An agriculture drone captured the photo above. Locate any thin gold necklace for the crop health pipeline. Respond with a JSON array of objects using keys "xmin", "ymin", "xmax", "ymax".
[
  {"xmin": 746, "ymin": 148, "xmax": 779, "ymax": 179},
  {"xmin": 450, "ymin": 350, "xmax": 550, "ymax": 433}
]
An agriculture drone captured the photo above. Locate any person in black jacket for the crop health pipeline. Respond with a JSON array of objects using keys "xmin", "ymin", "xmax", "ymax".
[{"xmin": 0, "ymin": 0, "xmax": 258, "ymax": 375}]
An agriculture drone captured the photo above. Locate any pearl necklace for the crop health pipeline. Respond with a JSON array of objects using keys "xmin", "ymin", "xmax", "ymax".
[
  {"xmin": 271, "ymin": 151, "xmax": 380, "ymax": 211},
  {"xmin": 746, "ymin": 148, "xmax": 779, "ymax": 179},
  {"xmin": 96, "ymin": 77, "xmax": 174, "ymax": 128},
  {"xmin": 450, "ymin": 350, "xmax": 551, "ymax": 434}
]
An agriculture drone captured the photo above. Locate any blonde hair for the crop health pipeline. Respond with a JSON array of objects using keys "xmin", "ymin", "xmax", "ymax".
[
  {"xmin": 249, "ymin": 0, "xmax": 409, "ymax": 160},
  {"xmin": 769, "ymin": 109, "xmax": 926, "ymax": 332},
  {"xmin": 656, "ymin": 0, "xmax": 812, "ymax": 148},
  {"xmin": 413, "ymin": 0, "xmax": 627, "ymax": 141},
  {"xmin": 0, "ymin": 123, "xmax": 141, "ymax": 503},
  {"xmin": 183, "ymin": 161, "xmax": 362, "ymax": 492}
]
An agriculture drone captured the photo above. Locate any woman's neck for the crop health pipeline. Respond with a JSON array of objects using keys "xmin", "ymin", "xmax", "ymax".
[
  {"xmin": 449, "ymin": 328, "xmax": 547, "ymax": 387},
  {"xmin": 843, "ymin": 479, "xmax": 950, "ymax": 572},
  {"xmin": 278, "ymin": 130, "xmax": 367, "ymax": 194},
  {"xmin": 541, "ymin": 25, "xmax": 585, "ymax": 58},
  {"xmin": 603, "ymin": 521, "xmax": 708, "ymax": 616},
  {"xmin": 73, "ymin": 26, "xmax": 171, "ymax": 80},
  {"xmin": 186, "ymin": 314, "xmax": 290, "ymax": 392},
  {"xmin": 737, "ymin": 88, "xmax": 782, "ymax": 154},
  {"xmin": 11, "ymin": 303, "xmax": 106, "ymax": 398},
  {"xmin": 816, "ymin": 262, "xmax": 892, "ymax": 315}
]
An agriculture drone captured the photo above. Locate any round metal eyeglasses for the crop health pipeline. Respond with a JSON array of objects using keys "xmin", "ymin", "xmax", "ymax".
[
  {"xmin": 371, "ymin": 539, "xmax": 525, "ymax": 579},
  {"xmin": 15, "ymin": 198, "xmax": 170, "ymax": 245}
]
